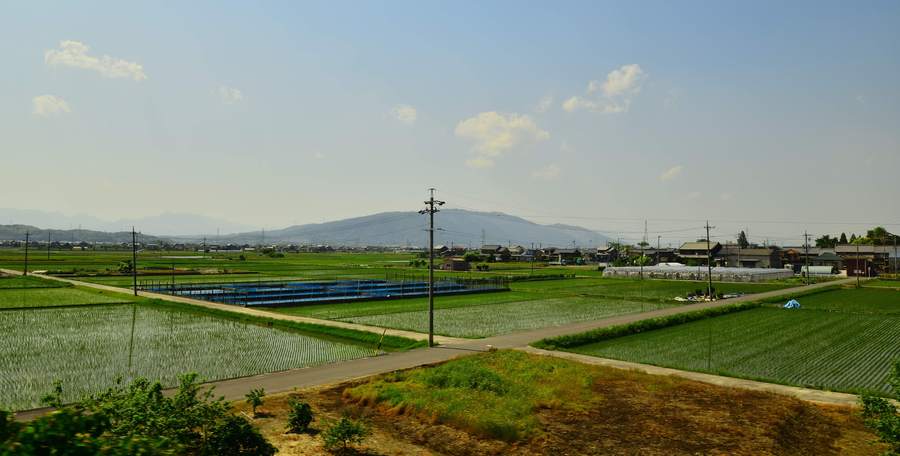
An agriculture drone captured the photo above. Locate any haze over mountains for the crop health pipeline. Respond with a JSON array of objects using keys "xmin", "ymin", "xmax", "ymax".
[
  {"xmin": 0, "ymin": 209, "xmax": 253, "ymax": 236},
  {"xmin": 214, "ymin": 209, "xmax": 610, "ymax": 247},
  {"xmin": 0, "ymin": 209, "xmax": 610, "ymax": 248}
]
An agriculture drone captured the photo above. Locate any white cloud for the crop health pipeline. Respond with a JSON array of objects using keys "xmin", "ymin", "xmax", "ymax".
[
  {"xmin": 659, "ymin": 165, "xmax": 683, "ymax": 182},
  {"xmin": 563, "ymin": 64, "xmax": 645, "ymax": 113},
  {"xmin": 391, "ymin": 104, "xmax": 417, "ymax": 125},
  {"xmin": 455, "ymin": 111, "xmax": 550, "ymax": 168},
  {"xmin": 598, "ymin": 63, "xmax": 644, "ymax": 97},
  {"xmin": 531, "ymin": 164, "xmax": 561, "ymax": 181},
  {"xmin": 45, "ymin": 40, "xmax": 146, "ymax": 81},
  {"xmin": 32, "ymin": 95, "xmax": 71, "ymax": 117},
  {"xmin": 535, "ymin": 95, "xmax": 554, "ymax": 113},
  {"xmin": 218, "ymin": 85, "xmax": 244, "ymax": 104}
]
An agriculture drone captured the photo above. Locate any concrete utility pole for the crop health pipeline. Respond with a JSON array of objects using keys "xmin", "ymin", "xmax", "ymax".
[
  {"xmin": 803, "ymin": 231, "xmax": 811, "ymax": 285},
  {"xmin": 640, "ymin": 220, "xmax": 647, "ymax": 280},
  {"xmin": 894, "ymin": 232, "xmax": 898, "ymax": 275},
  {"xmin": 47, "ymin": 232, "xmax": 51, "ymax": 260},
  {"xmin": 419, "ymin": 188, "xmax": 444, "ymax": 347},
  {"xmin": 132, "ymin": 227, "xmax": 138, "ymax": 296},
  {"xmin": 856, "ymin": 241, "xmax": 861, "ymax": 289},
  {"xmin": 705, "ymin": 221, "xmax": 714, "ymax": 299},
  {"xmin": 23, "ymin": 232, "xmax": 30, "ymax": 276}
]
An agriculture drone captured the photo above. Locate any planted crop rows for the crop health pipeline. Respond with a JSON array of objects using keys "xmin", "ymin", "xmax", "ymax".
[
  {"xmin": 342, "ymin": 297, "xmax": 677, "ymax": 338},
  {"xmin": 0, "ymin": 304, "xmax": 374, "ymax": 411},
  {"xmin": 0, "ymin": 287, "xmax": 128, "ymax": 309},
  {"xmin": 569, "ymin": 288, "xmax": 900, "ymax": 396}
]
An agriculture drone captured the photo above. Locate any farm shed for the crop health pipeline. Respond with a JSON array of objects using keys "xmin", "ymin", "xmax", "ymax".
[
  {"xmin": 801, "ymin": 265, "xmax": 837, "ymax": 276},
  {"xmin": 603, "ymin": 265, "xmax": 793, "ymax": 282}
]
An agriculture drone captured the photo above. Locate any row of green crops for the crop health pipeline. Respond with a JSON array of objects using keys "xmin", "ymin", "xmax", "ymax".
[
  {"xmin": 0, "ymin": 304, "xmax": 376, "ymax": 411},
  {"xmin": 340, "ymin": 296, "xmax": 679, "ymax": 338},
  {"xmin": 0, "ymin": 287, "xmax": 129, "ymax": 310},
  {"xmin": 555, "ymin": 287, "xmax": 900, "ymax": 396},
  {"xmin": 0, "ymin": 275, "xmax": 66, "ymax": 289}
]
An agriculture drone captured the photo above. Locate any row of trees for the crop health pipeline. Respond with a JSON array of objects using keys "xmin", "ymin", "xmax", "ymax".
[{"xmin": 815, "ymin": 227, "xmax": 897, "ymax": 248}]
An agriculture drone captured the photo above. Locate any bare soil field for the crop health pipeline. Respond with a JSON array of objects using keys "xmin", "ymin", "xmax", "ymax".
[{"xmin": 237, "ymin": 353, "xmax": 886, "ymax": 455}]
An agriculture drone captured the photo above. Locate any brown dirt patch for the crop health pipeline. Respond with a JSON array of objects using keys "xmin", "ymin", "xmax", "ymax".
[{"xmin": 237, "ymin": 366, "xmax": 886, "ymax": 455}]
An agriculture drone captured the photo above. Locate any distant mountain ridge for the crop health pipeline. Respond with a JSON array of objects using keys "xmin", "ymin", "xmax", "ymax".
[
  {"xmin": 0, "ymin": 224, "xmax": 164, "ymax": 244},
  {"xmin": 0, "ymin": 209, "xmax": 610, "ymax": 248},
  {"xmin": 0, "ymin": 209, "xmax": 252, "ymax": 236},
  {"xmin": 214, "ymin": 209, "xmax": 610, "ymax": 247}
]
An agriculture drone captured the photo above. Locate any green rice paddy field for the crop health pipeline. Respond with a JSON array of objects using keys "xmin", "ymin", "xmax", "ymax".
[
  {"xmin": 0, "ymin": 277, "xmax": 388, "ymax": 411},
  {"xmin": 566, "ymin": 287, "xmax": 900, "ymax": 396},
  {"xmin": 0, "ymin": 249, "xmax": 599, "ymax": 287},
  {"xmin": 272, "ymin": 277, "xmax": 791, "ymax": 338}
]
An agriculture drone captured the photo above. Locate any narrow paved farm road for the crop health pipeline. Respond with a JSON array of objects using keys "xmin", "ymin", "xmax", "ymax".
[{"xmin": 7, "ymin": 268, "xmax": 866, "ymax": 420}]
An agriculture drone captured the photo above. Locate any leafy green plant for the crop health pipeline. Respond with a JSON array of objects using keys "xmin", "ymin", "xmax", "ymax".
[
  {"xmin": 859, "ymin": 360, "xmax": 900, "ymax": 454},
  {"xmin": 321, "ymin": 416, "xmax": 369, "ymax": 454},
  {"xmin": 245, "ymin": 388, "xmax": 265, "ymax": 417},
  {"xmin": 1, "ymin": 374, "xmax": 276, "ymax": 455},
  {"xmin": 286, "ymin": 398, "xmax": 314, "ymax": 433}
]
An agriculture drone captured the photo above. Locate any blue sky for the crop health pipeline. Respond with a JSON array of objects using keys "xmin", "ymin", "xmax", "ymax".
[{"xmin": 1, "ymin": 1, "xmax": 898, "ymax": 243}]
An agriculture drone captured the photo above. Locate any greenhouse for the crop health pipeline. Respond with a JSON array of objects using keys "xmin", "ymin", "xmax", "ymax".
[{"xmin": 603, "ymin": 264, "xmax": 794, "ymax": 282}]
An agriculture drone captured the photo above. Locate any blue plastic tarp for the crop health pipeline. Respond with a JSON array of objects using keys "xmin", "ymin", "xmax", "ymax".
[{"xmin": 783, "ymin": 299, "xmax": 801, "ymax": 309}]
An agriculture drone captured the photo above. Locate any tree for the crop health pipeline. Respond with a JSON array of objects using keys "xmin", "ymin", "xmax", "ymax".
[
  {"xmin": 859, "ymin": 360, "xmax": 900, "ymax": 454},
  {"xmin": 850, "ymin": 234, "xmax": 858, "ymax": 243},
  {"xmin": 286, "ymin": 399, "xmax": 314, "ymax": 434},
  {"xmin": 322, "ymin": 416, "xmax": 369, "ymax": 454},
  {"xmin": 815, "ymin": 235, "xmax": 838, "ymax": 248},
  {"xmin": 839, "ymin": 232, "xmax": 848, "ymax": 244},
  {"xmin": 462, "ymin": 252, "xmax": 480, "ymax": 263},
  {"xmin": 245, "ymin": 388, "xmax": 265, "ymax": 417},
  {"xmin": 737, "ymin": 231, "xmax": 749, "ymax": 249}
]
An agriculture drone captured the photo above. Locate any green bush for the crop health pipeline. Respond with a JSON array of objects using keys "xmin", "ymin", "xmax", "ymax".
[
  {"xmin": 533, "ymin": 301, "xmax": 761, "ymax": 350},
  {"xmin": 321, "ymin": 416, "xmax": 368, "ymax": 453},
  {"xmin": 859, "ymin": 360, "xmax": 900, "ymax": 454},
  {"xmin": 202, "ymin": 414, "xmax": 276, "ymax": 456},
  {"xmin": 245, "ymin": 388, "xmax": 265, "ymax": 417},
  {"xmin": 286, "ymin": 399, "xmax": 313, "ymax": 434},
  {"xmin": 0, "ymin": 374, "xmax": 275, "ymax": 455}
]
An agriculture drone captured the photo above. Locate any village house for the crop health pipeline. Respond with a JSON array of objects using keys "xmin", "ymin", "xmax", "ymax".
[
  {"xmin": 718, "ymin": 245, "xmax": 783, "ymax": 268},
  {"xmin": 677, "ymin": 241, "xmax": 722, "ymax": 265}
]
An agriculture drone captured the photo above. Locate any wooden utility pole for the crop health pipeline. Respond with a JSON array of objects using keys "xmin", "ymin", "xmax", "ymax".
[
  {"xmin": 23, "ymin": 232, "xmax": 30, "ymax": 276},
  {"xmin": 705, "ymin": 221, "xmax": 714, "ymax": 299},
  {"xmin": 132, "ymin": 227, "xmax": 138, "ymax": 296},
  {"xmin": 419, "ymin": 188, "xmax": 444, "ymax": 347}
]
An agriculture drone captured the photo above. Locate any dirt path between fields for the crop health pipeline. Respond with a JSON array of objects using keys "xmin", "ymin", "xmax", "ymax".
[{"xmin": 7, "ymin": 268, "xmax": 868, "ymax": 420}]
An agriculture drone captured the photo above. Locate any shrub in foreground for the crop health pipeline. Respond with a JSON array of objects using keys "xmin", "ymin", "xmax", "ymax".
[
  {"xmin": 0, "ymin": 374, "xmax": 275, "ymax": 456},
  {"xmin": 860, "ymin": 360, "xmax": 900, "ymax": 455},
  {"xmin": 322, "ymin": 416, "xmax": 369, "ymax": 454},
  {"xmin": 286, "ymin": 398, "xmax": 314, "ymax": 433}
]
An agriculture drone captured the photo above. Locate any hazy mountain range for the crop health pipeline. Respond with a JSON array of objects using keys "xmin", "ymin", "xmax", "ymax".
[
  {"xmin": 0, "ymin": 209, "xmax": 610, "ymax": 248},
  {"xmin": 0, "ymin": 209, "xmax": 253, "ymax": 236},
  {"xmin": 188, "ymin": 209, "xmax": 610, "ymax": 248}
]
